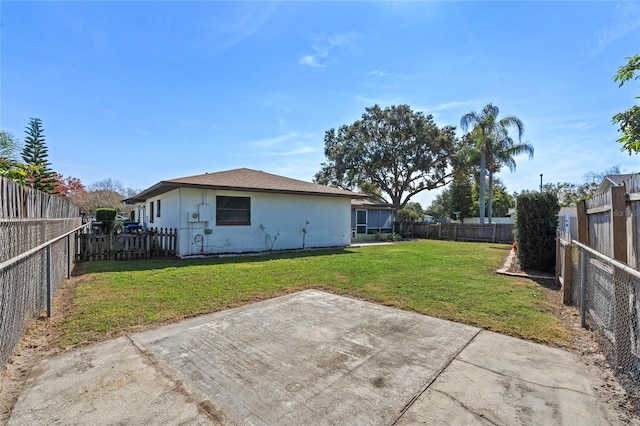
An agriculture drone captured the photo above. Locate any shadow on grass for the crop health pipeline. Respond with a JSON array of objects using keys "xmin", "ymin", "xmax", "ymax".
[
  {"xmin": 74, "ymin": 247, "xmax": 357, "ymax": 274},
  {"xmin": 530, "ymin": 277, "xmax": 560, "ymax": 291},
  {"xmin": 487, "ymin": 244, "xmax": 514, "ymax": 250}
]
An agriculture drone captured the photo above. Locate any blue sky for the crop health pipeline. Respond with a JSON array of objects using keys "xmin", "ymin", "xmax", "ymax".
[{"xmin": 2, "ymin": 1, "xmax": 639, "ymax": 208}]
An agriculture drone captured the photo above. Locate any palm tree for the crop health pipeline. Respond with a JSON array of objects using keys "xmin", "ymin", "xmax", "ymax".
[
  {"xmin": 485, "ymin": 130, "xmax": 534, "ymax": 223},
  {"xmin": 460, "ymin": 104, "xmax": 525, "ymax": 224}
]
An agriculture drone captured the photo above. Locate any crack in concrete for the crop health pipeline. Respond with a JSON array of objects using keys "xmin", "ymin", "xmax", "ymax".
[
  {"xmin": 432, "ymin": 388, "xmax": 501, "ymax": 426},
  {"xmin": 392, "ymin": 327, "xmax": 483, "ymax": 425},
  {"xmin": 456, "ymin": 357, "xmax": 597, "ymax": 397},
  {"xmin": 126, "ymin": 335, "xmax": 218, "ymax": 424}
]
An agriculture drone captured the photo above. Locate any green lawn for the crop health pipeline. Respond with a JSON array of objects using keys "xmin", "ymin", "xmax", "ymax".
[{"xmin": 61, "ymin": 240, "xmax": 567, "ymax": 347}]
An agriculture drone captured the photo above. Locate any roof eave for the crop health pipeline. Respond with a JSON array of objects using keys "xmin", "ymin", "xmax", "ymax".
[{"xmin": 124, "ymin": 181, "xmax": 358, "ymax": 203}]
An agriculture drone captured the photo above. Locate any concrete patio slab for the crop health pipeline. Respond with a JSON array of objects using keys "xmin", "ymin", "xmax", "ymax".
[
  {"xmin": 397, "ymin": 331, "xmax": 615, "ymax": 425},
  {"xmin": 7, "ymin": 289, "xmax": 627, "ymax": 425},
  {"xmin": 7, "ymin": 336, "xmax": 211, "ymax": 426},
  {"xmin": 131, "ymin": 290, "xmax": 480, "ymax": 425}
]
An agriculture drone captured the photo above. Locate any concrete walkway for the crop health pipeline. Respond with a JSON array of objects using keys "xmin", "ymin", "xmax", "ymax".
[{"xmin": 8, "ymin": 290, "xmax": 618, "ymax": 425}]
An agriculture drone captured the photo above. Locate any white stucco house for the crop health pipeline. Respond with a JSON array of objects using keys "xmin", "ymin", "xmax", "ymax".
[{"xmin": 124, "ymin": 168, "xmax": 361, "ymax": 257}]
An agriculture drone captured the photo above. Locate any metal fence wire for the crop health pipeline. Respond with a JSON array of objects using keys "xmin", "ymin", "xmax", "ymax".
[
  {"xmin": 1, "ymin": 177, "xmax": 85, "ymax": 370},
  {"xmin": 570, "ymin": 243, "xmax": 640, "ymax": 408},
  {"xmin": 0, "ymin": 218, "xmax": 82, "ymax": 369}
]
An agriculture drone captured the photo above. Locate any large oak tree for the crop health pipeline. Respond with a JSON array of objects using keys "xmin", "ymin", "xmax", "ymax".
[{"xmin": 314, "ymin": 104, "xmax": 459, "ymax": 208}]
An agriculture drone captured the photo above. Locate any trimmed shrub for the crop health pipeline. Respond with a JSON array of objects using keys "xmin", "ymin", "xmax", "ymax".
[
  {"xmin": 95, "ymin": 208, "xmax": 118, "ymax": 230},
  {"xmin": 515, "ymin": 192, "xmax": 559, "ymax": 272}
]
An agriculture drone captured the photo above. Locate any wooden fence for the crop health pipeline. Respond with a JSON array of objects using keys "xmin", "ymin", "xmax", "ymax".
[
  {"xmin": 555, "ymin": 231, "xmax": 572, "ymax": 304},
  {"xmin": 0, "ymin": 176, "xmax": 79, "ymax": 219},
  {"xmin": 76, "ymin": 227, "xmax": 178, "ymax": 261},
  {"xmin": 556, "ymin": 175, "xmax": 639, "ymax": 304},
  {"xmin": 412, "ymin": 222, "xmax": 514, "ymax": 244},
  {"xmin": 576, "ymin": 174, "xmax": 640, "ymax": 269}
]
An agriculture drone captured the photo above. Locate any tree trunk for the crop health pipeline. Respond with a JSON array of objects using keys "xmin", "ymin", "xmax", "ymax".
[
  {"xmin": 487, "ymin": 171, "xmax": 493, "ymax": 224},
  {"xmin": 479, "ymin": 151, "xmax": 486, "ymax": 225}
]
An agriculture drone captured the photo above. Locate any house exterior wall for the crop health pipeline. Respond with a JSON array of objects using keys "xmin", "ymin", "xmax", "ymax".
[
  {"xmin": 139, "ymin": 190, "xmax": 182, "ymax": 229},
  {"xmin": 136, "ymin": 188, "xmax": 352, "ymax": 256}
]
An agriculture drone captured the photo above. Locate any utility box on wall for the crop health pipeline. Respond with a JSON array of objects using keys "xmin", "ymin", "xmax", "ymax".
[
  {"xmin": 198, "ymin": 203, "xmax": 212, "ymax": 222},
  {"xmin": 188, "ymin": 211, "xmax": 199, "ymax": 222}
]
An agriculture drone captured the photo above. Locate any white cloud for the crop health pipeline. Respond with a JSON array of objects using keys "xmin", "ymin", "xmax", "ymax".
[
  {"xmin": 245, "ymin": 131, "xmax": 316, "ymax": 157},
  {"xmin": 368, "ymin": 70, "xmax": 390, "ymax": 77},
  {"xmin": 248, "ymin": 132, "xmax": 298, "ymax": 148},
  {"xmin": 423, "ymin": 100, "xmax": 478, "ymax": 112},
  {"xmin": 573, "ymin": 122, "xmax": 594, "ymax": 131},
  {"xmin": 199, "ymin": 2, "xmax": 279, "ymax": 55},
  {"xmin": 263, "ymin": 146, "xmax": 316, "ymax": 157},
  {"xmin": 327, "ymin": 33, "xmax": 358, "ymax": 48},
  {"xmin": 591, "ymin": 2, "xmax": 640, "ymax": 55},
  {"xmin": 299, "ymin": 32, "xmax": 358, "ymax": 68},
  {"xmin": 298, "ymin": 46, "xmax": 328, "ymax": 68}
]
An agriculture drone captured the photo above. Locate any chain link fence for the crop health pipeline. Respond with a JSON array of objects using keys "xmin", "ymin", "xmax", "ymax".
[
  {"xmin": 1, "ymin": 176, "xmax": 85, "ymax": 369},
  {"xmin": 0, "ymin": 218, "xmax": 83, "ymax": 369},
  {"xmin": 569, "ymin": 241, "xmax": 640, "ymax": 409}
]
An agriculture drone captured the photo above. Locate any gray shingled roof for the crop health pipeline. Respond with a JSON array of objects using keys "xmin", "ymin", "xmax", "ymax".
[
  {"xmin": 125, "ymin": 168, "xmax": 360, "ymax": 203},
  {"xmin": 351, "ymin": 197, "xmax": 395, "ymax": 209}
]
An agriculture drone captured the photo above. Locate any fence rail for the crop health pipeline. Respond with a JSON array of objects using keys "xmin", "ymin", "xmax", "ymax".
[
  {"xmin": 412, "ymin": 222, "xmax": 514, "ymax": 244},
  {"xmin": 76, "ymin": 227, "xmax": 178, "ymax": 261}
]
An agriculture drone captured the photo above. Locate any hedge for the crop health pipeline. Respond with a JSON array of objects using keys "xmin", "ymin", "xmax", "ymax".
[{"xmin": 515, "ymin": 192, "xmax": 559, "ymax": 273}]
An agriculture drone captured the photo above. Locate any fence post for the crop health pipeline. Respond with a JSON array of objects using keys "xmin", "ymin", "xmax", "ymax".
[
  {"xmin": 555, "ymin": 237, "xmax": 561, "ymax": 286},
  {"xmin": 580, "ymin": 249, "xmax": 586, "ymax": 328},
  {"xmin": 611, "ymin": 185, "xmax": 630, "ymax": 368},
  {"xmin": 145, "ymin": 231, "xmax": 151, "ymax": 258},
  {"xmin": 576, "ymin": 200, "xmax": 588, "ymax": 245},
  {"xmin": 562, "ymin": 241, "xmax": 572, "ymax": 304},
  {"xmin": 46, "ymin": 245, "xmax": 52, "ymax": 318},
  {"xmin": 173, "ymin": 228, "xmax": 177, "ymax": 254},
  {"xmin": 66, "ymin": 234, "xmax": 71, "ymax": 279},
  {"xmin": 85, "ymin": 232, "xmax": 90, "ymax": 261},
  {"xmin": 611, "ymin": 186, "xmax": 628, "ymax": 264},
  {"xmin": 492, "ymin": 223, "xmax": 497, "ymax": 243}
]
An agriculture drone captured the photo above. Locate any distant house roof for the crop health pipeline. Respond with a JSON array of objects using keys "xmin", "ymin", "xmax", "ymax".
[
  {"xmin": 125, "ymin": 168, "xmax": 361, "ymax": 203},
  {"xmin": 595, "ymin": 174, "xmax": 638, "ymax": 196},
  {"xmin": 351, "ymin": 196, "xmax": 395, "ymax": 210}
]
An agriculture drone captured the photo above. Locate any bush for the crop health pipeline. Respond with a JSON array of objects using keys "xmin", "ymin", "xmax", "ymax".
[
  {"xmin": 95, "ymin": 208, "xmax": 118, "ymax": 230},
  {"xmin": 515, "ymin": 192, "xmax": 559, "ymax": 272}
]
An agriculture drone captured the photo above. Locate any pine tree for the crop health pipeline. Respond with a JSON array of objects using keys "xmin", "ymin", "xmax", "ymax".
[{"xmin": 21, "ymin": 117, "xmax": 56, "ymax": 193}]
